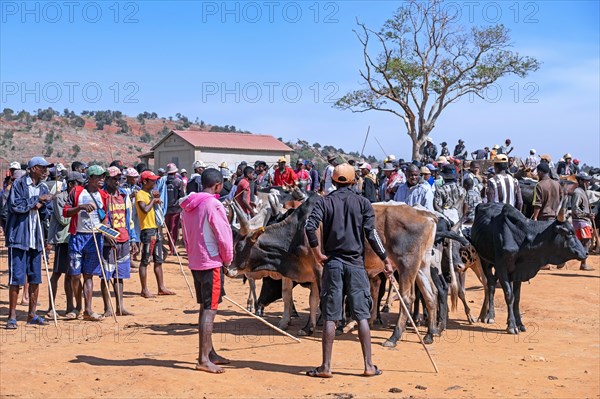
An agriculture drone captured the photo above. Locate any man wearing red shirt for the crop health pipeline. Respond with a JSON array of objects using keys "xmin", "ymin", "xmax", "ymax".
[
  {"xmin": 234, "ymin": 166, "xmax": 255, "ymax": 217},
  {"xmin": 273, "ymin": 157, "xmax": 298, "ymax": 187}
]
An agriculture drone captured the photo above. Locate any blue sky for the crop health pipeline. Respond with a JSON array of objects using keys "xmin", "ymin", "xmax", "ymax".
[{"xmin": 1, "ymin": 1, "xmax": 599, "ymax": 165}]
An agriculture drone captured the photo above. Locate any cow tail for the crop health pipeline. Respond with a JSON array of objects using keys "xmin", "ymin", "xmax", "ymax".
[{"xmin": 448, "ymin": 239, "xmax": 459, "ymax": 312}]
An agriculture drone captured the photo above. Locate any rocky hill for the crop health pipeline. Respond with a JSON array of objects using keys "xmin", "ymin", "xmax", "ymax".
[{"xmin": 0, "ymin": 108, "xmax": 380, "ymax": 170}]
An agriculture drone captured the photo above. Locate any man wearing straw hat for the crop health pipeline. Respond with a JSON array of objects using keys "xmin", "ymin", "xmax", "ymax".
[
  {"xmin": 63, "ymin": 165, "xmax": 110, "ymax": 322},
  {"xmin": 180, "ymin": 168, "xmax": 233, "ymax": 374},
  {"xmin": 5, "ymin": 156, "xmax": 53, "ymax": 329}
]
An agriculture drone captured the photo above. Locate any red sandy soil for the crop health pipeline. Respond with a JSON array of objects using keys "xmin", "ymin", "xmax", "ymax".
[{"xmin": 0, "ymin": 243, "xmax": 598, "ymax": 398}]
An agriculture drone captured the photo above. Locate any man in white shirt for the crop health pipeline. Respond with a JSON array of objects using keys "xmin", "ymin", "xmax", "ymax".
[{"xmin": 322, "ymin": 155, "xmax": 338, "ymax": 195}]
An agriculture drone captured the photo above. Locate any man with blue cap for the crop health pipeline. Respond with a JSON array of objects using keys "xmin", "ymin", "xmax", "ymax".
[{"xmin": 5, "ymin": 156, "xmax": 53, "ymax": 329}]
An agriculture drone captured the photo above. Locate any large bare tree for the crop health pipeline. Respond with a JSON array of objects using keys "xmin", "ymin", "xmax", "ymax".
[{"xmin": 335, "ymin": 0, "xmax": 540, "ymax": 160}]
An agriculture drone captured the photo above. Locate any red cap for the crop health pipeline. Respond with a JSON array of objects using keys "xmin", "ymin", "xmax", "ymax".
[{"xmin": 140, "ymin": 171, "xmax": 160, "ymax": 181}]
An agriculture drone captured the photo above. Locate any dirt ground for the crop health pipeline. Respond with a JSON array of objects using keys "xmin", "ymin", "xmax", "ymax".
[{"xmin": 0, "ymin": 243, "xmax": 598, "ymax": 399}]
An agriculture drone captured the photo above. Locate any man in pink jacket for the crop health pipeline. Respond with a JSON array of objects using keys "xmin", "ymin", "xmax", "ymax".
[{"xmin": 181, "ymin": 168, "xmax": 234, "ymax": 374}]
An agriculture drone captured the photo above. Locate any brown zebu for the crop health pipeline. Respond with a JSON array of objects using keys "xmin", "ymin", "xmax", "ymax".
[{"xmin": 226, "ymin": 198, "xmax": 439, "ymax": 345}]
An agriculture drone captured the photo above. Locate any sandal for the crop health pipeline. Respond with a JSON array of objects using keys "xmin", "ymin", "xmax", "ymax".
[
  {"xmin": 306, "ymin": 367, "xmax": 333, "ymax": 378},
  {"xmin": 362, "ymin": 365, "xmax": 383, "ymax": 377},
  {"xmin": 26, "ymin": 316, "xmax": 49, "ymax": 326},
  {"xmin": 83, "ymin": 312, "xmax": 104, "ymax": 322},
  {"xmin": 5, "ymin": 318, "xmax": 17, "ymax": 330},
  {"xmin": 65, "ymin": 311, "xmax": 80, "ymax": 320}
]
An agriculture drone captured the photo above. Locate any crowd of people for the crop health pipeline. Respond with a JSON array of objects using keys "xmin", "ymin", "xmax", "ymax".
[{"xmin": 0, "ymin": 140, "xmax": 596, "ymax": 373}]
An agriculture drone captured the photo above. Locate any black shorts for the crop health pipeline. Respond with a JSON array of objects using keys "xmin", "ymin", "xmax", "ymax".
[
  {"xmin": 53, "ymin": 243, "xmax": 70, "ymax": 274},
  {"xmin": 192, "ymin": 268, "xmax": 225, "ymax": 310},
  {"xmin": 320, "ymin": 259, "xmax": 372, "ymax": 322},
  {"xmin": 140, "ymin": 228, "xmax": 163, "ymax": 266}
]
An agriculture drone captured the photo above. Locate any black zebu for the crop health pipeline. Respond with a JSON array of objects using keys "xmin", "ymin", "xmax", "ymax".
[{"xmin": 470, "ymin": 201, "xmax": 587, "ymax": 334}]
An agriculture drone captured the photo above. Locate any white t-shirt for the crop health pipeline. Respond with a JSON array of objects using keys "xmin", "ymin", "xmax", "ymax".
[
  {"xmin": 76, "ymin": 189, "xmax": 103, "ymax": 233},
  {"xmin": 323, "ymin": 165, "xmax": 336, "ymax": 194}
]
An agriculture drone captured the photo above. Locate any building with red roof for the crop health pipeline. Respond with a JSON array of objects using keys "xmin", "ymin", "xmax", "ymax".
[{"xmin": 141, "ymin": 130, "xmax": 293, "ymax": 171}]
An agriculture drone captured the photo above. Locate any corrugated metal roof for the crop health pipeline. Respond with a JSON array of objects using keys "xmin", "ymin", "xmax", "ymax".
[{"xmin": 161, "ymin": 130, "xmax": 292, "ymax": 152}]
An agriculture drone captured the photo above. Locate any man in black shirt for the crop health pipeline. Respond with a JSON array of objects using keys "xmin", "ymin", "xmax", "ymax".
[{"xmin": 305, "ymin": 163, "xmax": 393, "ymax": 378}]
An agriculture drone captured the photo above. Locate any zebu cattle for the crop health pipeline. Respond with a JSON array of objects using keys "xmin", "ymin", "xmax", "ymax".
[
  {"xmin": 470, "ymin": 201, "xmax": 587, "ymax": 334},
  {"xmin": 226, "ymin": 198, "xmax": 440, "ymax": 346}
]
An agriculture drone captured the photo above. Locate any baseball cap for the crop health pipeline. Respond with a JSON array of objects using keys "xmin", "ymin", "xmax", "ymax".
[
  {"xmin": 140, "ymin": 170, "xmax": 160, "ymax": 181},
  {"xmin": 420, "ymin": 166, "xmax": 432, "ymax": 175},
  {"xmin": 125, "ymin": 167, "xmax": 139, "ymax": 178},
  {"xmin": 106, "ymin": 166, "xmax": 122, "ymax": 177},
  {"xmin": 359, "ymin": 163, "xmax": 372, "ymax": 171},
  {"xmin": 494, "ymin": 154, "xmax": 509, "ymax": 163},
  {"xmin": 180, "ymin": 168, "xmax": 187, "ymax": 174},
  {"xmin": 56, "ymin": 163, "xmax": 66, "ymax": 172},
  {"xmin": 87, "ymin": 165, "xmax": 106, "ymax": 176},
  {"xmin": 67, "ymin": 171, "xmax": 85, "ymax": 183},
  {"xmin": 426, "ymin": 163, "xmax": 437, "ymax": 171},
  {"xmin": 27, "ymin": 156, "xmax": 54, "ymax": 169},
  {"xmin": 9, "ymin": 161, "xmax": 21, "ymax": 170}
]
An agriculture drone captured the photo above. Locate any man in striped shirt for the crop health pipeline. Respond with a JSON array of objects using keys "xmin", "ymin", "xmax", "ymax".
[{"xmin": 486, "ymin": 154, "xmax": 523, "ymax": 211}]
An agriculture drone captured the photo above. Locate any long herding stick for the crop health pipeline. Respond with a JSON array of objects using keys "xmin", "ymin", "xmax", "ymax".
[
  {"xmin": 91, "ymin": 230, "xmax": 118, "ymax": 323},
  {"xmin": 374, "ymin": 136, "xmax": 389, "ymax": 159},
  {"xmin": 223, "ymin": 295, "xmax": 301, "ymax": 343},
  {"xmin": 160, "ymin": 206, "xmax": 194, "ymax": 298},
  {"xmin": 36, "ymin": 210, "xmax": 58, "ymax": 327},
  {"xmin": 387, "ymin": 275, "xmax": 439, "ymax": 373},
  {"xmin": 360, "ymin": 126, "xmax": 370, "ymax": 158}
]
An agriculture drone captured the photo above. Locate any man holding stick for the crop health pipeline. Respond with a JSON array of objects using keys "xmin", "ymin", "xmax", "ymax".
[
  {"xmin": 180, "ymin": 168, "xmax": 234, "ymax": 374},
  {"xmin": 63, "ymin": 165, "xmax": 110, "ymax": 322},
  {"xmin": 101, "ymin": 167, "xmax": 138, "ymax": 316},
  {"xmin": 305, "ymin": 163, "xmax": 394, "ymax": 378},
  {"xmin": 5, "ymin": 157, "xmax": 53, "ymax": 329}
]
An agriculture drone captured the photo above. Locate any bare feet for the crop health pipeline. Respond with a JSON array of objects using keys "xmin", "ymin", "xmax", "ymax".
[
  {"xmin": 158, "ymin": 289, "xmax": 176, "ymax": 296},
  {"xmin": 116, "ymin": 309, "xmax": 135, "ymax": 316},
  {"xmin": 195, "ymin": 362, "xmax": 224, "ymax": 374},
  {"xmin": 103, "ymin": 310, "xmax": 114, "ymax": 318},
  {"xmin": 141, "ymin": 290, "xmax": 156, "ymax": 298},
  {"xmin": 209, "ymin": 353, "xmax": 230, "ymax": 365}
]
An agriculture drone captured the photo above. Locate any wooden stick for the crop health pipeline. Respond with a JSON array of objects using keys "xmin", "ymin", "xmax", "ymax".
[
  {"xmin": 175, "ymin": 213, "xmax": 197, "ymax": 298},
  {"xmin": 360, "ymin": 126, "xmax": 370, "ymax": 158},
  {"xmin": 374, "ymin": 136, "xmax": 388, "ymax": 158},
  {"xmin": 223, "ymin": 295, "xmax": 301, "ymax": 343},
  {"xmin": 591, "ymin": 217, "xmax": 600, "ymax": 253},
  {"xmin": 36, "ymin": 211, "xmax": 58, "ymax": 327},
  {"xmin": 91, "ymin": 231, "xmax": 118, "ymax": 324},
  {"xmin": 387, "ymin": 275, "xmax": 440, "ymax": 373}
]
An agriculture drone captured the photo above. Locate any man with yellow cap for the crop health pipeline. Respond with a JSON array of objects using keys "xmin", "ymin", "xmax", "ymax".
[{"xmin": 486, "ymin": 154, "xmax": 523, "ymax": 211}]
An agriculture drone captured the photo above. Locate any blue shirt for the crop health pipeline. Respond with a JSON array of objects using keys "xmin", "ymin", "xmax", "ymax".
[{"xmin": 393, "ymin": 182, "xmax": 434, "ymax": 211}]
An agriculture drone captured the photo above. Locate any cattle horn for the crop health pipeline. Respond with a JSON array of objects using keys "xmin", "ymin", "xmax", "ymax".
[
  {"xmin": 557, "ymin": 197, "xmax": 567, "ymax": 223},
  {"xmin": 232, "ymin": 201, "xmax": 250, "ymax": 236}
]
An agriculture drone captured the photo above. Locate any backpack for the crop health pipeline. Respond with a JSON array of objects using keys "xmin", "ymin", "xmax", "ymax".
[{"xmin": 166, "ymin": 175, "xmax": 183, "ymax": 209}]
